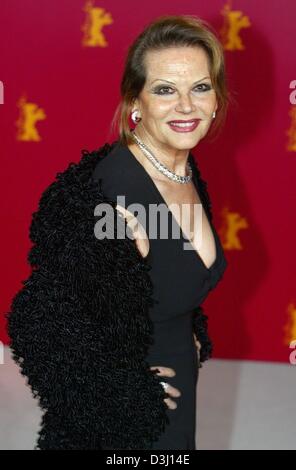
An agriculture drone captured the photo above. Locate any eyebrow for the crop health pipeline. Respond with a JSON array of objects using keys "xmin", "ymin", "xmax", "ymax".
[{"xmin": 150, "ymin": 76, "xmax": 211, "ymax": 85}]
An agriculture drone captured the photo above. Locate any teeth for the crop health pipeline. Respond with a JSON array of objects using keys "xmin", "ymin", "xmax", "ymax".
[{"xmin": 170, "ymin": 122, "xmax": 196, "ymax": 127}]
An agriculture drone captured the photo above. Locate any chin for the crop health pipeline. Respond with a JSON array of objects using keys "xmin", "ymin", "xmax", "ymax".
[{"xmin": 171, "ymin": 133, "xmax": 202, "ymax": 147}]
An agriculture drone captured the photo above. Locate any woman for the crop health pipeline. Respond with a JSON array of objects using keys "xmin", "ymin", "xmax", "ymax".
[{"xmin": 6, "ymin": 15, "xmax": 229, "ymax": 450}]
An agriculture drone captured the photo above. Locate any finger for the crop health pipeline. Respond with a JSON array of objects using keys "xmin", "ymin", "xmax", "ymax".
[
  {"xmin": 165, "ymin": 382, "xmax": 181, "ymax": 398},
  {"xmin": 165, "ymin": 384, "xmax": 181, "ymax": 398},
  {"xmin": 150, "ymin": 366, "xmax": 176, "ymax": 377},
  {"xmin": 160, "ymin": 381, "xmax": 181, "ymax": 397},
  {"xmin": 164, "ymin": 398, "xmax": 177, "ymax": 410}
]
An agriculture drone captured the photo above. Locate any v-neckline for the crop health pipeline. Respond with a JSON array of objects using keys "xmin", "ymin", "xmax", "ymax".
[{"xmin": 122, "ymin": 143, "xmax": 219, "ymax": 273}]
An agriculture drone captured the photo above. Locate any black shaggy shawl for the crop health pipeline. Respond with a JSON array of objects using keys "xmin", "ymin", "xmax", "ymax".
[{"xmin": 6, "ymin": 140, "xmax": 214, "ymax": 450}]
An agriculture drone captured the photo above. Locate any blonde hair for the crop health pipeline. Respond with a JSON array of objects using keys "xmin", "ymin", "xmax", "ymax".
[{"xmin": 110, "ymin": 15, "xmax": 232, "ymax": 146}]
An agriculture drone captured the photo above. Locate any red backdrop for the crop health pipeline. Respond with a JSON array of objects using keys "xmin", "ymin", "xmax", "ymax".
[{"xmin": 1, "ymin": 0, "xmax": 295, "ymax": 363}]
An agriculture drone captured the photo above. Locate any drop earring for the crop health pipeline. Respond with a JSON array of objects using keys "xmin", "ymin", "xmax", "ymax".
[{"xmin": 212, "ymin": 111, "xmax": 216, "ymax": 119}]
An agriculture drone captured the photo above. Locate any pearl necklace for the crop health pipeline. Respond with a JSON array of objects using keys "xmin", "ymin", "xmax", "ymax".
[{"xmin": 131, "ymin": 131, "xmax": 193, "ymax": 184}]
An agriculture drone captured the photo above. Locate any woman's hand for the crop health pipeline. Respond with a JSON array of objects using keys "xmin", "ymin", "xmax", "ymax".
[{"xmin": 150, "ymin": 366, "xmax": 181, "ymax": 410}]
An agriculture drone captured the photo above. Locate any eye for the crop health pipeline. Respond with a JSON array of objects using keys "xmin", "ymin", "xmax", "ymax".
[
  {"xmin": 154, "ymin": 86, "xmax": 174, "ymax": 95},
  {"xmin": 194, "ymin": 83, "xmax": 212, "ymax": 92}
]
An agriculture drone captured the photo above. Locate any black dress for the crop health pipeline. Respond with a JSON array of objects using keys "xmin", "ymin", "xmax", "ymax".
[{"xmin": 91, "ymin": 141, "xmax": 228, "ymax": 450}]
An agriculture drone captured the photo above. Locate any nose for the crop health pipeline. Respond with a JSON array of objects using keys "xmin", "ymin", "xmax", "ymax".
[{"xmin": 176, "ymin": 93, "xmax": 196, "ymax": 114}]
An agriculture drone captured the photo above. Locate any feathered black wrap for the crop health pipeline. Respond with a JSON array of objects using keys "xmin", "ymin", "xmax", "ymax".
[{"xmin": 6, "ymin": 140, "xmax": 214, "ymax": 450}]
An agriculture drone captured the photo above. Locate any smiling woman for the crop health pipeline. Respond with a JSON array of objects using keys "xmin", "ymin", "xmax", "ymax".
[
  {"xmin": 111, "ymin": 15, "xmax": 230, "ymax": 147},
  {"xmin": 104, "ymin": 15, "xmax": 229, "ymax": 450},
  {"xmin": 7, "ymin": 14, "xmax": 229, "ymax": 451}
]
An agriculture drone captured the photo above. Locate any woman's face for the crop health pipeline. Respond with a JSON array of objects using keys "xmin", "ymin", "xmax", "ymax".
[{"xmin": 132, "ymin": 46, "xmax": 218, "ymax": 153}]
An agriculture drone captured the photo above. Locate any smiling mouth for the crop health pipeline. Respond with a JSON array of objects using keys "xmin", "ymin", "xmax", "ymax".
[{"xmin": 168, "ymin": 119, "xmax": 201, "ymax": 132}]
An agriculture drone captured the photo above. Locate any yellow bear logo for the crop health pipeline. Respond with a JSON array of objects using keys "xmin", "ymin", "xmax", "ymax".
[
  {"xmin": 218, "ymin": 206, "xmax": 249, "ymax": 250},
  {"xmin": 82, "ymin": 1, "xmax": 113, "ymax": 47},
  {"xmin": 286, "ymin": 106, "xmax": 296, "ymax": 152},
  {"xmin": 284, "ymin": 303, "xmax": 296, "ymax": 346},
  {"xmin": 16, "ymin": 95, "xmax": 46, "ymax": 142},
  {"xmin": 220, "ymin": 0, "xmax": 251, "ymax": 50}
]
